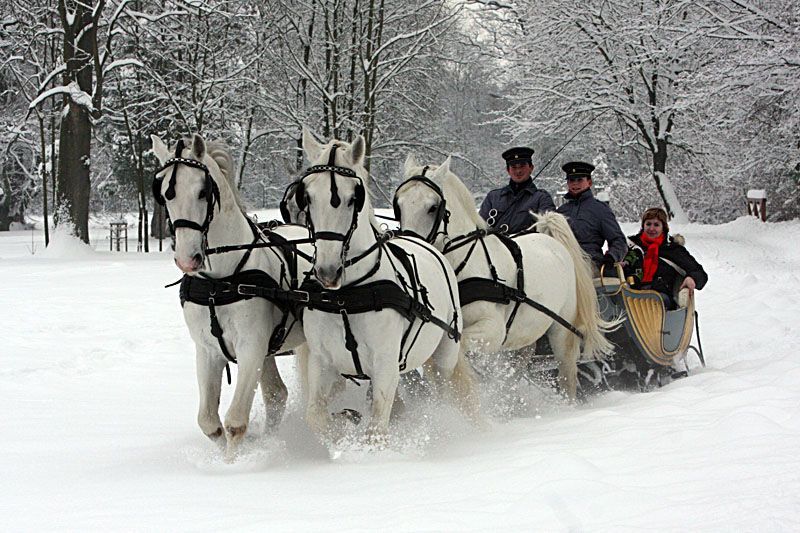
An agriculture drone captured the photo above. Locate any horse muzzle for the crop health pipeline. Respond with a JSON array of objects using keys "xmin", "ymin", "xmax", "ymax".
[
  {"xmin": 175, "ymin": 253, "xmax": 205, "ymax": 273},
  {"xmin": 314, "ymin": 265, "xmax": 343, "ymax": 289}
]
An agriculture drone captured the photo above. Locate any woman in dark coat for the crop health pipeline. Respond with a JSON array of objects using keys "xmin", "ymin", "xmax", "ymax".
[{"xmin": 624, "ymin": 207, "xmax": 708, "ymax": 310}]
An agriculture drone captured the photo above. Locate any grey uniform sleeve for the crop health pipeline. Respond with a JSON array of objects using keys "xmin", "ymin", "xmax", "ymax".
[
  {"xmin": 479, "ymin": 194, "xmax": 492, "ymax": 221},
  {"xmin": 536, "ymin": 190, "xmax": 556, "ymax": 213},
  {"xmin": 600, "ymin": 207, "xmax": 628, "ymax": 261}
]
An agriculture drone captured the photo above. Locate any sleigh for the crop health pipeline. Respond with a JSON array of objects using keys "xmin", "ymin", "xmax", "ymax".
[{"xmin": 584, "ymin": 266, "xmax": 705, "ymax": 389}]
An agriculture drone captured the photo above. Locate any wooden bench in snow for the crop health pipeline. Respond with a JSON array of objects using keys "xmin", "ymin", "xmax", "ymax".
[{"xmin": 746, "ymin": 189, "xmax": 767, "ymax": 222}]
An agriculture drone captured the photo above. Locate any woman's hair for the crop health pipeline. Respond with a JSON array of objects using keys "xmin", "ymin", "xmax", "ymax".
[{"xmin": 641, "ymin": 207, "xmax": 669, "ymax": 234}]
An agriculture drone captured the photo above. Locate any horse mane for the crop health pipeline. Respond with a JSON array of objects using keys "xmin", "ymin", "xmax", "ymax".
[
  {"xmin": 440, "ymin": 166, "xmax": 487, "ymax": 230},
  {"xmin": 182, "ymin": 137, "xmax": 246, "ymax": 211}
]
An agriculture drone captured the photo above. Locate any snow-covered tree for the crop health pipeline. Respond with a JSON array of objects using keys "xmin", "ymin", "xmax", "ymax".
[{"xmin": 496, "ymin": 0, "xmax": 771, "ymax": 222}]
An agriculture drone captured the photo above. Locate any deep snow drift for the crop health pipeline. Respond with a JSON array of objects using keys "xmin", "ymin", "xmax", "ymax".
[{"xmin": 2, "ymin": 214, "xmax": 799, "ymax": 531}]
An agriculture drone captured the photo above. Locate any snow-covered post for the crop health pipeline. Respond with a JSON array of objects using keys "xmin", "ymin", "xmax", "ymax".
[{"xmin": 746, "ymin": 189, "xmax": 767, "ymax": 222}]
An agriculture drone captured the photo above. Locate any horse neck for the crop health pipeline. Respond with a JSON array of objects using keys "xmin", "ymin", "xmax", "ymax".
[
  {"xmin": 443, "ymin": 191, "xmax": 481, "ymax": 240},
  {"xmin": 201, "ymin": 180, "xmax": 257, "ymax": 276}
]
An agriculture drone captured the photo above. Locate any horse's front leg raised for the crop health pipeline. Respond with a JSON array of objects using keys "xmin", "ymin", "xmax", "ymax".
[{"xmin": 195, "ymin": 345, "xmax": 226, "ymax": 443}]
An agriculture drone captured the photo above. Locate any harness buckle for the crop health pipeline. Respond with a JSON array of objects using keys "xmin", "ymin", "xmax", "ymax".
[
  {"xmin": 320, "ymin": 292, "xmax": 345, "ymax": 306},
  {"xmin": 294, "ymin": 290, "xmax": 310, "ymax": 303},
  {"xmin": 511, "ymin": 289, "xmax": 526, "ymax": 302},
  {"xmin": 237, "ymin": 284, "xmax": 257, "ymax": 296}
]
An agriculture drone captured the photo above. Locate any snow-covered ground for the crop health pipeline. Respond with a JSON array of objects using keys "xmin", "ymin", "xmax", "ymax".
[{"xmin": 2, "ymin": 213, "xmax": 800, "ymax": 531}]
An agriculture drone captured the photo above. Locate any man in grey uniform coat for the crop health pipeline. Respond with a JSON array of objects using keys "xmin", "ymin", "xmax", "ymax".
[
  {"xmin": 479, "ymin": 147, "xmax": 555, "ymax": 234},
  {"xmin": 556, "ymin": 161, "xmax": 627, "ymax": 274}
]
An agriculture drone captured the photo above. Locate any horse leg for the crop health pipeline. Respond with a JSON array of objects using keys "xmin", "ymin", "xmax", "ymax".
[
  {"xmin": 223, "ymin": 345, "xmax": 264, "ymax": 453},
  {"xmin": 257, "ymin": 355, "xmax": 288, "ymax": 435},
  {"xmin": 366, "ymin": 367, "xmax": 400, "ymax": 446},
  {"xmin": 304, "ymin": 357, "xmax": 338, "ymax": 440},
  {"xmin": 550, "ymin": 326, "xmax": 579, "ymax": 401},
  {"xmin": 431, "ymin": 340, "xmax": 482, "ymax": 424},
  {"xmin": 195, "ymin": 345, "xmax": 226, "ymax": 443},
  {"xmin": 463, "ymin": 319, "xmax": 506, "ymax": 354}
]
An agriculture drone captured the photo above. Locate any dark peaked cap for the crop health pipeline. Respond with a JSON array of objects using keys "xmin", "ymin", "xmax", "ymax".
[
  {"xmin": 562, "ymin": 161, "xmax": 595, "ymax": 179},
  {"xmin": 502, "ymin": 147, "xmax": 534, "ymax": 165}
]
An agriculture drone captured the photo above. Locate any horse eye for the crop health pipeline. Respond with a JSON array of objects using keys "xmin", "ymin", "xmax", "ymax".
[
  {"xmin": 198, "ymin": 189, "xmax": 207, "ymax": 200},
  {"xmin": 427, "ymin": 204, "xmax": 438, "ymax": 214}
]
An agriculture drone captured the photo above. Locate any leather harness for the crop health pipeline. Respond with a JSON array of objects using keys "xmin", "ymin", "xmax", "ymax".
[
  {"xmin": 443, "ymin": 228, "xmax": 584, "ymax": 341},
  {"xmin": 296, "ymin": 149, "xmax": 461, "ymax": 382},
  {"xmin": 391, "ymin": 176, "xmax": 584, "ymax": 342}
]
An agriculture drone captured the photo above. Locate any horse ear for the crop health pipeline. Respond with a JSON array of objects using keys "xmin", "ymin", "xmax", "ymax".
[
  {"xmin": 440, "ymin": 156, "xmax": 452, "ymax": 175},
  {"xmin": 432, "ymin": 156, "xmax": 452, "ymax": 182},
  {"xmin": 350, "ymin": 134, "xmax": 366, "ymax": 166},
  {"xmin": 302, "ymin": 126, "xmax": 322, "ymax": 162},
  {"xmin": 151, "ymin": 135, "xmax": 170, "ymax": 163},
  {"xmin": 403, "ymin": 153, "xmax": 419, "ymax": 176},
  {"xmin": 192, "ymin": 133, "xmax": 206, "ymax": 159}
]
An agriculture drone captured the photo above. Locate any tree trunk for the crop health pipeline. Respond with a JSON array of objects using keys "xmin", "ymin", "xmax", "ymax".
[
  {"xmin": 56, "ymin": 100, "xmax": 92, "ymax": 242},
  {"xmin": 38, "ymin": 116, "xmax": 50, "ymax": 246},
  {"xmin": 55, "ymin": 0, "xmax": 98, "ymax": 244},
  {"xmin": 652, "ymin": 138, "xmax": 688, "ymax": 223}
]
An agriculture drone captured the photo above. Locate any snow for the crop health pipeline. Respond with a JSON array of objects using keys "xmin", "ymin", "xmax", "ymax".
[
  {"xmin": 748, "ymin": 189, "xmax": 767, "ymax": 199},
  {"xmin": 2, "ymin": 213, "xmax": 800, "ymax": 531},
  {"xmin": 29, "ymin": 81, "xmax": 95, "ymax": 114}
]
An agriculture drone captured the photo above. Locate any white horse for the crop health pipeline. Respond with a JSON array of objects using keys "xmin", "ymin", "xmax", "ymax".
[
  {"xmin": 395, "ymin": 155, "xmax": 616, "ymax": 398},
  {"xmin": 151, "ymin": 133, "xmax": 312, "ymax": 455},
  {"xmin": 296, "ymin": 129, "xmax": 478, "ymax": 443}
]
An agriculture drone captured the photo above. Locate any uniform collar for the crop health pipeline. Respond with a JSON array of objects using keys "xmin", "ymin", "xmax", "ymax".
[
  {"xmin": 564, "ymin": 188, "xmax": 594, "ymax": 202},
  {"xmin": 503, "ymin": 178, "xmax": 536, "ymax": 195}
]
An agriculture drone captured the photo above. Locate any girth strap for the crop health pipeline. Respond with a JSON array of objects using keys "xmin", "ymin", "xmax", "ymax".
[
  {"xmin": 339, "ymin": 309, "xmax": 370, "ymax": 382},
  {"xmin": 180, "ymin": 269, "xmax": 298, "ymax": 383},
  {"xmin": 207, "ymin": 296, "xmax": 235, "ymax": 384}
]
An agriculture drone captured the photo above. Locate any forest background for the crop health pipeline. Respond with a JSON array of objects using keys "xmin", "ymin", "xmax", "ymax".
[{"xmin": 1, "ymin": 0, "xmax": 798, "ymax": 248}]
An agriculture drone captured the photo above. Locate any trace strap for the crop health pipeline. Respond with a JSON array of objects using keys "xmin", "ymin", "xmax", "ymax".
[{"xmin": 443, "ymin": 227, "xmax": 584, "ymax": 341}]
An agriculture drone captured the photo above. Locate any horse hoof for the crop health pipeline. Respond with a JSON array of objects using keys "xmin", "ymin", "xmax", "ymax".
[
  {"xmin": 206, "ymin": 427, "xmax": 224, "ymax": 442},
  {"xmin": 333, "ymin": 408, "xmax": 363, "ymax": 426},
  {"xmin": 225, "ymin": 425, "xmax": 247, "ymax": 447}
]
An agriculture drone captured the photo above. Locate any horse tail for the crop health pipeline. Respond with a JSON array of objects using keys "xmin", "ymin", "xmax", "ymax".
[{"xmin": 534, "ymin": 211, "xmax": 620, "ymax": 359}]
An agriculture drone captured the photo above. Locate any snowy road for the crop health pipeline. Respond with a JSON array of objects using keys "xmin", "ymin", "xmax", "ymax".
[{"xmin": 2, "ymin": 216, "xmax": 799, "ymax": 531}]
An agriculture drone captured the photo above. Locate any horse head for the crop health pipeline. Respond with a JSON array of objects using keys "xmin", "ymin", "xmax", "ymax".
[
  {"xmin": 297, "ymin": 127, "xmax": 371, "ymax": 289},
  {"xmin": 280, "ymin": 180, "xmax": 306, "ymax": 225},
  {"xmin": 393, "ymin": 155, "xmax": 449, "ymax": 243},
  {"xmin": 152, "ymin": 133, "xmax": 226, "ymax": 273},
  {"xmin": 396, "ymin": 154, "xmax": 487, "ymax": 245}
]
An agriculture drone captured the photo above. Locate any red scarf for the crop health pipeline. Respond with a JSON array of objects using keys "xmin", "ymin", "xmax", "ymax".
[{"xmin": 639, "ymin": 232, "xmax": 665, "ymax": 283}]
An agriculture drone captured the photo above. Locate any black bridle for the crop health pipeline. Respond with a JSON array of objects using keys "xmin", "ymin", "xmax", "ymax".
[
  {"xmin": 295, "ymin": 144, "xmax": 370, "ymax": 277},
  {"xmin": 393, "ymin": 167, "xmax": 450, "ymax": 243},
  {"xmin": 152, "ymin": 139, "xmax": 221, "ymax": 254}
]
